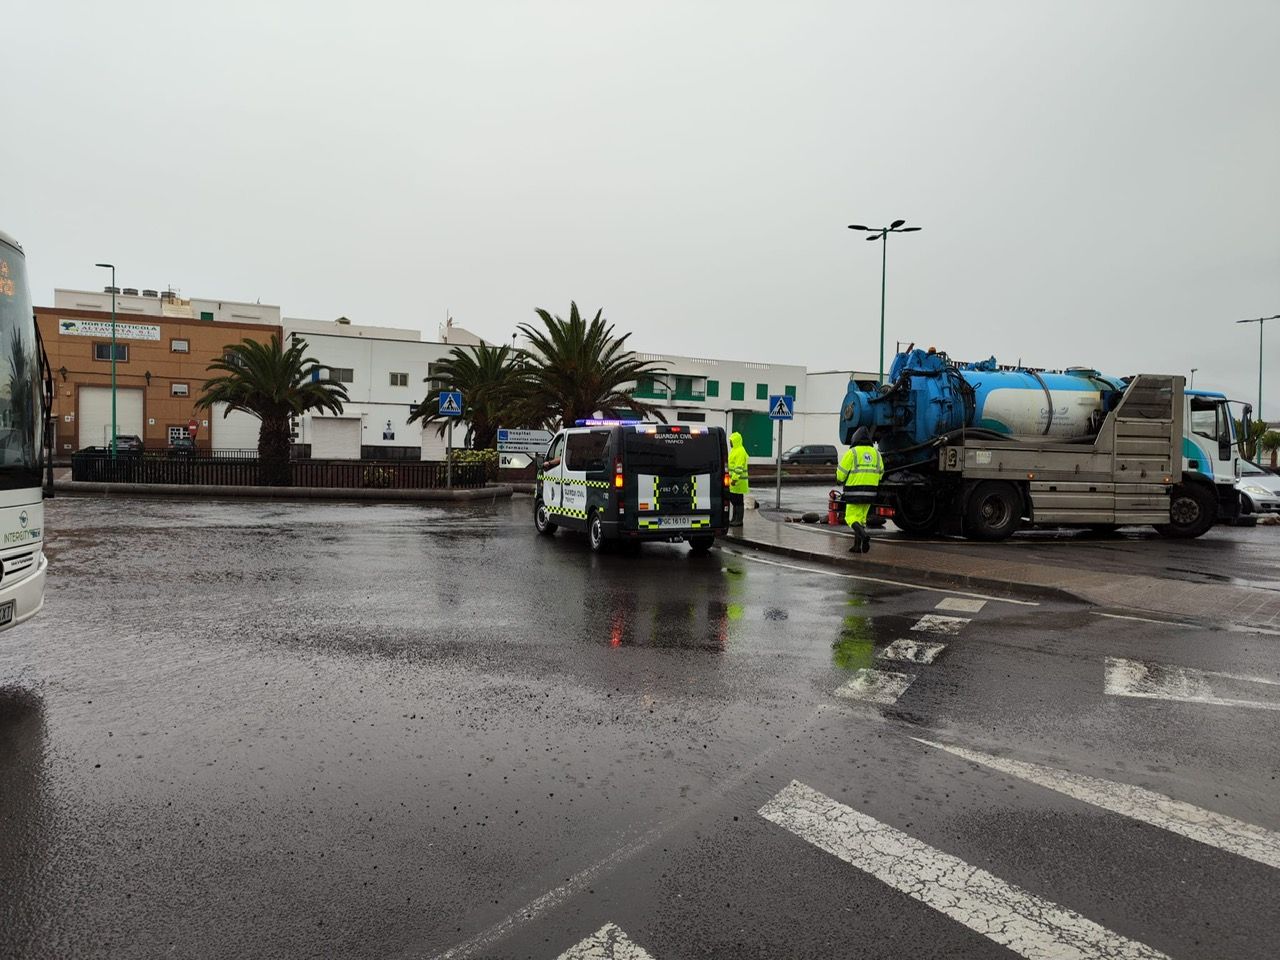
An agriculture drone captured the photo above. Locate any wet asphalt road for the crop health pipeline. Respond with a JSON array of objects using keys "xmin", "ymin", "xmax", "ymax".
[
  {"xmin": 768, "ymin": 484, "xmax": 1280, "ymax": 592},
  {"xmin": 1, "ymin": 497, "xmax": 1277, "ymax": 960}
]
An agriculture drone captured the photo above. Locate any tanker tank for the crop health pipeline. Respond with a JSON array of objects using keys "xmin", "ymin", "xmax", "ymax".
[{"xmin": 838, "ymin": 348, "xmax": 1127, "ymax": 459}]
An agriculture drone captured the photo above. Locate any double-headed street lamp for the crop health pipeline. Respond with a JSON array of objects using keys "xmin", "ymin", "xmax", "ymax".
[
  {"xmin": 94, "ymin": 263, "xmax": 118, "ymax": 459},
  {"xmin": 1237, "ymin": 313, "xmax": 1279, "ymax": 463},
  {"xmin": 848, "ymin": 219, "xmax": 922, "ymax": 385}
]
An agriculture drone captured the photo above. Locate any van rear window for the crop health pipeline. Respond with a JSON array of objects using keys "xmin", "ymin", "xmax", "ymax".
[{"xmin": 623, "ymin": 431, "xmax": 722, "ymax": 473}]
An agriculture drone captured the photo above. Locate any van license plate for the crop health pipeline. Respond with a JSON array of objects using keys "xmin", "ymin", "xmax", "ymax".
[
  {"xmin": 0, "ymin": 601, "xmax": 14, "ymax": 627},
  {"xmin": 656, "ymin": 515, "xmax": 697, "ymax": 528}
]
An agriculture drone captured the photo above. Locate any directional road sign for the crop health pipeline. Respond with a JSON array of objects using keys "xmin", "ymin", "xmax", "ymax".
[
  {"xmin": 768, "ymin": 394, "xmax": 795, "ymax": 420},
  {"xmin": 497, "ymin": 427, "xmax": 553, "ymax": 453},
  {"xmin": 499, "ymin": 452, "xmax": 533, "ymax": 470},
  {"xmin": 438, "ymin": 391, "xmax": 463, "ymax": 417}
]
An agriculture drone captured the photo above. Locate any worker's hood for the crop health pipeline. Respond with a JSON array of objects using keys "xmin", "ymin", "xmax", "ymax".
[{"xmin": 729, "ymin": 432, "xmax": 744, "ymax": 449}]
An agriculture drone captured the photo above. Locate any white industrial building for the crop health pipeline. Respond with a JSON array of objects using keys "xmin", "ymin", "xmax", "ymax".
[{"xmin": 54, "ymin": 287, "xmax": 282, "ymax": 326}]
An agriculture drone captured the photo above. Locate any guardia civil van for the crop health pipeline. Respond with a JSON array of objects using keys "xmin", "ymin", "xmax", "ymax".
[{"xmin": 534, "ymin": 421, "xmax": 730, "ymax": 553}]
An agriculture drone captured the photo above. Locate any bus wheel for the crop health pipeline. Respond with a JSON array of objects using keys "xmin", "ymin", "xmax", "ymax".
[
  {"xmin": 588, "ymin": 511, "xmax": 609, "ymax": 553},
  {"xmin": 689, "ymin": 536, "xmax": 714, "ymax": 555},
  {"xmin": 964, "ymin": 481, "xmax": 1022, "ymax": 541},
  {"xmin": 535, "ymin": 500, "xmax": 558, "ymax": 536},
  {"xmin": 1156, "ymin": 483, "xmax": 1215, "ymax": 539}
]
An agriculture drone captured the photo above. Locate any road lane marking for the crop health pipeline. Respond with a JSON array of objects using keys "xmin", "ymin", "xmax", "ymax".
[
  {"xmin": 911, "ymin": 614, "xmax": 970, "ymax": 635},
  {"xmin": 726, "ymin": 551, "xmax": 1039, "ymax": 606},
  {"xmin": 554, "ymin": 923, "xmax": 656, "ymax": 960},
  {"xmin": 1091, "ymin": 612, "xmax": 1195, "ymax": 628},
  {"xmin": 1104, "ymin": 657, "xmax": 1280, "ymax": 712},
  {"xmin": 878, "ymin": 638, "xmax": 946, "ymax": 665},
  {"xmin": 936, "ymin": 596, "xmax": 987, "ymax": 613},
  {"xmin": 759, "ymin": 781, "xmax": 1170, "ymax": 960},
  {"xmin": 834, "ymin": 668, "xmax": 915, "ymax": 705},
  {"xmin": 916, "ymin": 739, "xmax": 1280, "ymax": 871}
]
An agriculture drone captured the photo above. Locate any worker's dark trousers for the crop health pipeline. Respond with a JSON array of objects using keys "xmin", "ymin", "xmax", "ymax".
[{"xmin": 728, "ymin": 492, "xmax": 745, "ymax": 525}]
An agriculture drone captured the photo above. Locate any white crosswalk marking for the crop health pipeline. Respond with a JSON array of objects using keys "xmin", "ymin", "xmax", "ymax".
[
  {"xmin": 911, "ymin": 614, "xmax": 970, "ymax": 635},
  {"xmin": 878, "ymin": 638, "xmax": 946, "ymax": 664},
  {"xmin": 834, "ymin": 668, "xmax": 915, "ymax": 705},
  {"xmin": 554, "ymin": 923, "xmax": 656, "ymax": 960},
  {"xmin": 935, "ymin": 596, "xmax": 987, "ymax": 613},
  {"xmin": 759, "ymin": 781, "xmax": 1170, "ymax": 960},
  {"xmin": 1104, "ymin": 656, "xmax": 1280, "ymax": 712},
  {"xmin": 916, "ymin": 738, "xmax": 1280, "ymax": 871}
]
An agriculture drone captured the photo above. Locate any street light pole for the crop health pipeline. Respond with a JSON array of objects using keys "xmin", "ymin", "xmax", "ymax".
[
  {"xmin": 95, "ymin": 262, "xmax": 117, "ymax": 459},
  {"xmin": 1189, "ymin": 368, "xmax": 1197, "ymax": 390},
  {"xmin": 847, "ymin": 220, "xmax": 923, "ymax": 384},
  {"xmin": 1236, "ymin": 313, "xmax": 1279, "ymax": 464}
]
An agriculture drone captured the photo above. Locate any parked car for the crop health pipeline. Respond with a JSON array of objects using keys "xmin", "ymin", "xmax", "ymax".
[
  {"xmin": 112, "ymin": 434, "xmax": 145, "ymax": 453},
  {"xmin": 1236, "ymin": 462, "xmax": 1280, "ymax": 518},
  {"xmin": 168, "ymin": 437, "xmax": 196, "ymax": 456},
  {"xmin": 781, "ymin": 443, "xmax": 839, "ymax": 465}
]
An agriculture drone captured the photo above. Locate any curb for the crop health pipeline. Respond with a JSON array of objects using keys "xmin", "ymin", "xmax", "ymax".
[
  {"xmin": 721, "ymin": 525, "xmax": 1083, "ymax": 604},
  {"xmin": 53, "ymin": 480, "xmax": 514, "ymax": 504}
]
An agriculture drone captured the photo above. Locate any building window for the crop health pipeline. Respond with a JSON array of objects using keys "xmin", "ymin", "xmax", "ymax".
[
  {"xmin": 223, "ymin": 352, "xmax": 247, "ymax": 369},
  {"xmin": 673, "ymin": 376, "xmax": 705, "ymax": 402},
  {"xmin": 785, "ymin": 384, "xmax": 797, "ymax": 398},
  {"xmin": 167, "ymin": 426, "xmax": 188, "ymax": 445},
  {"xmin": 200, "ymin": 310, "xmax": 215, "ymax": 321},
  {"xmin": 329, "ymin": 367, "xmax": 355, "ymax": 384},
  {"xmin": 170, "ymin": 338, "xmax": 190, "ymax": 353},
  {"xmin": 730, "ymin": 381, "xmax": 745, "ymax": 402},
  {"xmin": 676, "ymin": 411, "xmax": 706, "ymax": 423},
  {"xmin": 94, "ymin": 343, "xmax": 128, "ymax": 362},
  {"xmin": 389, "ymin": 372, "xmax": 409, "ymax": 387},
  {"xmin": 706, "ymin": 379, "xmax": 719, "ymax": 398},
  {"xmin": 171, "ymin": 382, "xmax": 190, "ymax": 397},
  {"xmin": 632, "ymin": 376, "xmax": 667, "ymax": 400},
  {"xmin": 426, "ymin": 363, "xmax": 449, "ymax": 392},
  {"xmin": 756, "ymin": 383, "xmax": 768, "ymax": 400}
]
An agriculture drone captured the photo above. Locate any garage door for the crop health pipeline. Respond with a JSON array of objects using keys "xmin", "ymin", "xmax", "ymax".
[
  {"xmin": 78, "ymin": 386, "xmax": 144, "ymax": 449},
  {"xmin": 211, "ymin": 402, "xmax": 262, "ymax": 451},
  {"xmin": 309, "ymin": 417, "xmax": 362, "ymax": 460}
]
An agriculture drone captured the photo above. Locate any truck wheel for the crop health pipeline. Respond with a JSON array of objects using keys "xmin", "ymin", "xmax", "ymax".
[
  {"xmin": 894, "ymin": 488, "xmax": 940, "ymax": 536},
  {"xmin": 588, "ymin": 511, "xmax": 609, "ymax": 552},
  {"xmin": 534, "ymin": 500, "xmax": 558, "ymax": 536},
  {"xmin": 965, "ymin": 481, "xmax": 1022, "ymax": 541},
  {"xmin": 1156, "ymin": 483, "xmax": 1215, "ymax": 539}
]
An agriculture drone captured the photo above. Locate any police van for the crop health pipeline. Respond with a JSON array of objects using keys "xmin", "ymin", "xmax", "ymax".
[{"xmin": 534, "ymin": 420, "xmax": 730, "ymax": 553}]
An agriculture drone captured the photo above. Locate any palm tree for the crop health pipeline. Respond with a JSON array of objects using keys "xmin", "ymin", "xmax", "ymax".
[
  {"xmin": 409, "ymin": 342, "xmax": 530, "ymax": 449},
  {"xmin": 518, "ymin": 302, "xmax": 667, "ymax": 427},
  {"xmin": 197, "ymin": 334, "xmax": 348, "ymax": 485}
]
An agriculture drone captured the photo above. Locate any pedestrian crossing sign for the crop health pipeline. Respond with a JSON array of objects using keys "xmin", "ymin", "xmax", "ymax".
[
  {"xmin": 439, "ymin": 391, "xmax": 463, "ymax": 416},
  {"xmin": 768, "ymin": 394, "xmax": 794, "ymax": 420}
]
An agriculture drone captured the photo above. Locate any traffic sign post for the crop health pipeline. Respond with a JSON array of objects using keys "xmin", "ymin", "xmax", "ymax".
[
  {"xmin": 498, "ymin": 452, "xmax": 533, "ymax": 470},
  {"xmin": 768, "ymin": 395, "xmax": 795, "ymax": 509},
  {"xmin": 496, "ymin": 427, "xmax": 553, "ymax": 455},
  {"xmin": 439, "ymin": 391, "xmax": 463, "ymax": 487},
  {"xmin": 187, "ymin": 417, "xmax": 198, "ymax": 439}
]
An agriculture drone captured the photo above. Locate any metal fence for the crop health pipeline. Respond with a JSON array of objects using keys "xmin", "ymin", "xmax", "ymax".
[{"xmin": 70, "ymin": 453, "xmax": 487, "ymax": 489}]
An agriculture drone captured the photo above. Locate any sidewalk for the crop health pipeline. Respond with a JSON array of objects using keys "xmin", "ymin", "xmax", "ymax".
[
  {"xmin": 724, "ymin": 509, "xmax": 1280, "ymax": 629},
  {"xmin": 52, "ymin": 479, "xmax": 513, "ymax": 503}
]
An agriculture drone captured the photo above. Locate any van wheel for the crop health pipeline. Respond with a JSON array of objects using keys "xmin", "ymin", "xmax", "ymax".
[
  {"xmin": 964, "ymin": 481, "xmax": 1022, "ymax": 541},
  {"xmin": 1156, "ymin": 483, "xmax": 1215, "ymax": 539},
  {"xmin": 689, "ymin": 536, "xmax": 714, "ymax": 555},
  {"xmin": 588, "ymin": 511, "xmax": 609, "ymax": 552},
  {"xmin": 534, "ymin": 500, "xmax": 558, "ymax": 536}
]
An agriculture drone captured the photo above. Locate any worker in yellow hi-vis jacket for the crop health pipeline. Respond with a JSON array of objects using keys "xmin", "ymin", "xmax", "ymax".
[
  {"xmin": 836, "ymin": 427, "xmax": 883, "ymax": 553},
  {"xmin": 727, "ymin": 431, "xmax": 749, "ymax": 526}
]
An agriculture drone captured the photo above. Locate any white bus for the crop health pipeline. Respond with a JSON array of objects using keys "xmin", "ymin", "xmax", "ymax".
[{"xmin": 0, "ymin": 229, "xmax": 48, "ymax": 630}]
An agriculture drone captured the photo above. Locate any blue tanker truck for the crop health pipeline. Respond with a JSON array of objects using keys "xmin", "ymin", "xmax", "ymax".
[{"xmin": 838, "ymin": 347, "xmax": 1251, "ymax": 540}]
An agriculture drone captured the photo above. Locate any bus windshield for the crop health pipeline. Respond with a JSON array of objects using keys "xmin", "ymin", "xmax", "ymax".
[
  {"xmin": 0, "ymin": 238, "xmax": 43, "ymax": 490},
  {"xmin": 623, "ymin": 430, "xmax": 723, "ymax": 474}
]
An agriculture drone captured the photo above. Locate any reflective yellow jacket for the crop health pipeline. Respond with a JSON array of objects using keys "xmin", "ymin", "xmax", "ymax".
[
  {"xmin": 728, "ymin": 431, "xmax": 750, "ymax": 494},
  {"xmin": 837, "ymin": 444, "xmax": 883, "ymax": 488}
]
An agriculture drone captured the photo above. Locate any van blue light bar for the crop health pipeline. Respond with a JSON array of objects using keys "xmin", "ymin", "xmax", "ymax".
[{"xmin": 575, "ymin": 418, "xmax": 643, "ymax": 426}]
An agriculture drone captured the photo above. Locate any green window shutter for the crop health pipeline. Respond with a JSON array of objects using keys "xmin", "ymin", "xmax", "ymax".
[
  {"xmin": 200, "ymin": 311, "xmax": 214, "ymax": 321},
  {"xmin": 785, "ymin": 385, "xmax": 797, "ymax": 398},
  {"xmin": 756, "ymin": 383, "xmax": 768, "ymax": 400},
  {"xmin": 706, "ymin": 379, "xmax": 719, "ymax": 398},
  {"xmin": 730, "ymin": 381, "xmax": 745, "ymax": 402}
]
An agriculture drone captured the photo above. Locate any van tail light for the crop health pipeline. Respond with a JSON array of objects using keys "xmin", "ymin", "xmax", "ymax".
[
  {"xmin": 614, "ymin": 457, "xmax": 624, "ymax": 489},
  {"xmin": 723, "ymin": 472, "xmax": 730, "ymax": 488}
]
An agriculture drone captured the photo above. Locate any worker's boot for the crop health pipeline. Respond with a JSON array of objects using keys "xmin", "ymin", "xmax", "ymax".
[{"xmin": 849, "ymin": 522, "xmax": 868, "ymax": 553}]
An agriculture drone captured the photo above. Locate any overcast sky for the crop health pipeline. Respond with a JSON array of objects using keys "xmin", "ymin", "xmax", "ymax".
[{"xmin": 6, "ymin": 1, "xmax": 1278, "ymax": 415}]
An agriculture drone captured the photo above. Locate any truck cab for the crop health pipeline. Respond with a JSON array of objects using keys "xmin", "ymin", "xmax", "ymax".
[{"xmin": 1182, "ymin": 390, "xmax": 1249, "ymax": 528}]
